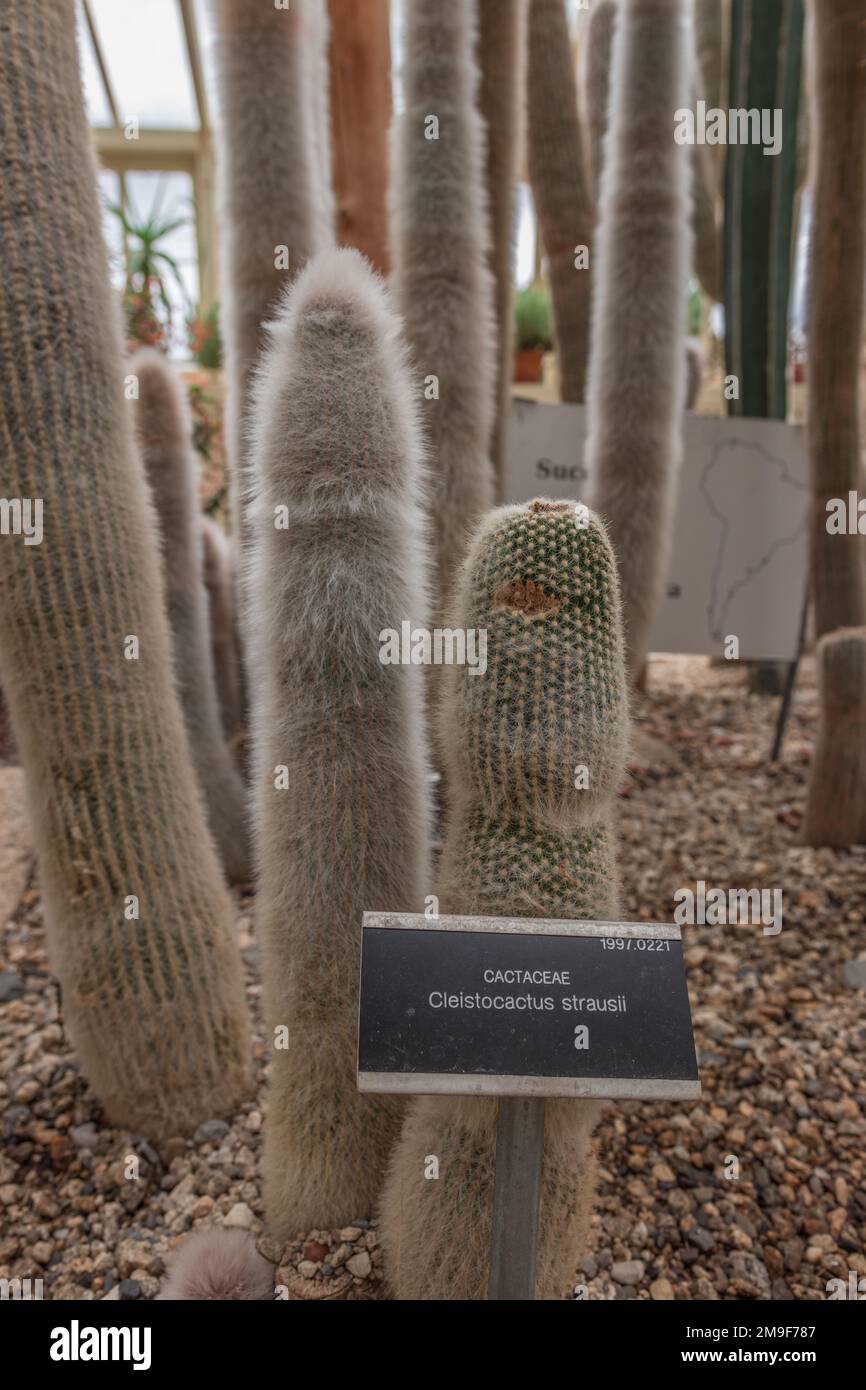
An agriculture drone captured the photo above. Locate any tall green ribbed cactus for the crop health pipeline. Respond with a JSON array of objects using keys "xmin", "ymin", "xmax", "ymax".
[
  {"xmin": 0, "ymin": 0, "xmax": 250, "ymax": 1138},
  {"xmin": 724, "ymin": 0, "xmax": 804, "ymax": 418},
  {"xmin": 378, "ymin": 500, "xmax": 629, "ymax": 1300},
  {"xmin": 248, "ymin": 248, "xmax": 432, "ymax": 1237},
  {"xmin": 130, "ymin": 350, "xmax": 250, "ymax": 884}
]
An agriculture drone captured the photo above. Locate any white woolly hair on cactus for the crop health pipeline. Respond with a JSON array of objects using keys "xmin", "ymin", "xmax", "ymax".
[
  {"xmin": 586, "ymin": 0, "xmax": 693, "ymax": 681},
  {"xmin": 477, "ymin": 0, "xmax": 528, "ymax": 502},
  {"xmin": 246, "ymin": 247, "xmax": 433, "ymax": 1237},
  {"xmin": 200, "ymin": 515, "xmax": 244, "ymax": 743},
  {"xmin": 581, "ymin": 0, "xmax": 618, "ymax": 203},
  {"xmin": 390, "ymin": 0, "xmax": 496, "ymax": 612},
  {"xmin": 130, "ymin": 349, "xmax": 251, "ymax": 885},
  {"xmin": 213, "ymin": 0, "xmax": 334, "ymax": 554},
  {"xmin": 158, "ymin": 1230, "xmax": 274, "ymax": 1301}
]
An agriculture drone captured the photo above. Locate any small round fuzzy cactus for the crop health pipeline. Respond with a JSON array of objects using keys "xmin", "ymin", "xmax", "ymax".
[
  {"xmin": 804, "ymin": 628, "xmax": 866, "ymax": 848},
  {"xmin": 130, "ymin": 351, "xmax": 250, "ymax": 884},
  {"xmin": 248, "ymin": 248, "xmax": 432, "ymax": 1238},
  {"xmin": 378, "ymin": 500, "xmax": 629, "ymax": 1300},
  {"xmin": 0, "ymin": 0, "xmax": 251, "ymax": 1138},
  {"xmin": 158, "ymin": 1231, "xmax": 274, "ymax": 1301}
]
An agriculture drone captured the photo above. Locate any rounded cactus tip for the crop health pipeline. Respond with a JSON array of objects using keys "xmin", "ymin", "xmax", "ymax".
[{"xmin": 441, "ymin": 496, "xmax": 629, "ymax": 818}]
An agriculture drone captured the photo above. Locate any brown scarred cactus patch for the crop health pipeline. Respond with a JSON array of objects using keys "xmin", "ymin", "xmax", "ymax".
[
  {"xmin": 493, "ymin": 577, "xmax": 561, "ymax": 618},
  {"xmin": 528, "ymin": 498, "xmax": 572, "ymax": 515}
]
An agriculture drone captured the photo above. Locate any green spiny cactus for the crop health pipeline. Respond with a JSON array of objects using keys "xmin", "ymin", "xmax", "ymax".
[
  {"xmin": 391, "ymin": 0, "xmax": 496, "ymax": 611},
  {"xmin": 724, "ymin": 0, "xmax": 804, "ymax": 419},
  {"xmin": 131, "ymin": 351, "xmax": 250, "ymax": 884},
  {"xmin": 247, "ymin": 248, "xmax": 432, "ymax": 1237},
  {"xmin": 0, "ymin": 0, "xmax": 251, "ymax": 1138},
  {"xmin": 378, "ymin": 500, "xmax": 629, "ymax": 1300},
  {"xmin": 527, "ymin": 0, "xmax": 594, "ymax": 404},
  {"xmin": 477, "ymin": 0, "xmax": 528, "ymax": 501},
  {"xmin": 587, "ymin": 0, "xmax": 692, "ymax": 682}
]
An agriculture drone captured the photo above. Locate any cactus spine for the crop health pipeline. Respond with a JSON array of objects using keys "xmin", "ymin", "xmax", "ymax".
[
  {"xmin": 586, "ymin": 0, "xmax": 692, "ymax": 682},
  {"xmin": 200, "ymin": 516, "xmax": 244, "ymax": 743},
  {"xmin": 391, "ymin": 0, "xmax": 496, "ymax": 610},
  {"xmin": 527, "ymin": 0, "xmax": 594, "ymax": 404},
  {"xmin": 0, "ymin": 0, "xmax": 250, "ymax": 1138},
  {"xmin": 131, "ymin": 351, "xmax": 250, "ymax": 884},
  {"xmin": 477, "ymin": 0, "xmax": 528, "ymax": 501},
  {"xmin": 723, "ymin": 0, "xmax": 804, "ymax": 419},
  {"xmin": 248, "ymin": 249, "xmax": 432, "ymax": 1237},
  {"xmin": 378, "ymin": 501, "xmax": 629, "ymax": 1300},
  {"xmin": 213, "ymin": 0, "xmax": 333, "ymax": 558}
]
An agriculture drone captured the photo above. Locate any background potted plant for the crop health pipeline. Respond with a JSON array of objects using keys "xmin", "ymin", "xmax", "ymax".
[
  {"xmin": 106, "ymin": 177, "xmax": 192, "ymax": 353},
  {"xmin": 514, "ymin": 283, "xmax": 553, "ymax": 383}
]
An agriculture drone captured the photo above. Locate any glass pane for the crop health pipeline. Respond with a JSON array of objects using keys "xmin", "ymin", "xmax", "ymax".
[
  {"xmin": 89, "ymin": 0, "xmax": 199, "ymax": 129},
  {"xmin": 76, "ymin": 1, "xmax": 114, "ymax": 127}
]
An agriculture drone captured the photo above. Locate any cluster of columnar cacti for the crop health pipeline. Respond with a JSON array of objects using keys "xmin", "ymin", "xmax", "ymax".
[
  {"xmin": 0, "ymin": 0, "xmax": 250, "ymax": 1138},
  {"xmin": 247, "ymin": 248, "xmax": 432, "ymax": 1237},
  {"xmin": 378, "ymin": 500, "xmax": 629, "ymax": 1300},
  {"xmin": 391, "ymin": 0, "xmax": 496, "ymax": 610},
  {"xmin": 130, "ymin": 350, "xmax": 250, "ymax": 884},
  {"xmin": 723, "ymin": 0, "xmax": 805, "ymax": 419},
  {"xmin": 477, "ymin": 0, "xmax": 528, "ymax": 500},
  {"xmin": 526, "ymin": 0, "xmax": 594, "ymax": 405},
  {"xmin": 213, "ymin": 0, "xmax": 334, "ymax": 560},
  {"xmin": 586, "ymin": 0, "xmax": 692, "ymax": 682}
]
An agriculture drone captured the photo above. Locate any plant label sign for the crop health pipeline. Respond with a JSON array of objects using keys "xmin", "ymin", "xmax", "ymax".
[
  {"xmin": 507, "ymin": 399, "xmax": 809, "ymax": 661},
  {"xmin": 357, "ymin": 914, "xmax": 701, "ymax": 1100}
]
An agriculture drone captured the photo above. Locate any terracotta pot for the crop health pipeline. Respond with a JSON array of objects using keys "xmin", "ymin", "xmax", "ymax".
[{"xmin": 513, "ymin": 347, "xmax": 545, "ymax": 384}]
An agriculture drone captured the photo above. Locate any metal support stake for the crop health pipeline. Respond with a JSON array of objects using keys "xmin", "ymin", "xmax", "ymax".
[{"xmin": 487, "ymin": 1097, "xmax": 545, "ymax": 1300}]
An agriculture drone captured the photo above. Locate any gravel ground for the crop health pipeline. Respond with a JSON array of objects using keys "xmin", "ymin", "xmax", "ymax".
[{"xmin": 0, "ymin": 655, "xmax": 864, "ymax": 1300}]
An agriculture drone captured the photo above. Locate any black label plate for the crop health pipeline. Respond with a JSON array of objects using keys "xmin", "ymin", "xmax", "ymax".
[{"xmin": 358, "ymin": 914, "xmax": 701, "ymax": 1100}]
